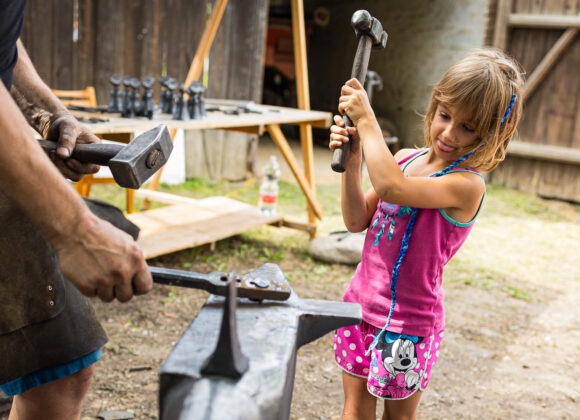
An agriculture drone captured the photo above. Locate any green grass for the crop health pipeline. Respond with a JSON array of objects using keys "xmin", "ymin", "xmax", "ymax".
[
  {"xmin": 485, "ymin": 183, "xmax": 578, "ymax": 222},
  {"xmin": 89, "ymin": 178, "xmax": 578, "ymax": 303}
]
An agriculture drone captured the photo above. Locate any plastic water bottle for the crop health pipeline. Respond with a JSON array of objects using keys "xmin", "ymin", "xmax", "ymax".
[{"xmin": 258, "ymin": 155, "xmax": 281, "ymax": 216}]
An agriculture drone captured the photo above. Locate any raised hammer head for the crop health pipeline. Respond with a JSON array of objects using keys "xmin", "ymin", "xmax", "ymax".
[
  {"xmin": 351, "ymin": 10, "xmax": 388, "ymax": 49},
  {"xmin": 109, "ymin": 124, "xmax": 173, "ymax": 189}
]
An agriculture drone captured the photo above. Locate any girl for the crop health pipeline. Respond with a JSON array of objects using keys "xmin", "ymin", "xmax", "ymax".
[{"xmin": 329, "ymin": 48, "xmax": 524, "ymax": 419}]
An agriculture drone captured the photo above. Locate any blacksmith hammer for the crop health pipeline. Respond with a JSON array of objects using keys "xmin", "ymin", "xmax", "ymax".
[
  {"xmin": 39, "ymin": 124, "xmax": 173, "ymax": 189},
  {"xmin": 331, "ymin": 9, "xmax": 388, "ymax": 173}
]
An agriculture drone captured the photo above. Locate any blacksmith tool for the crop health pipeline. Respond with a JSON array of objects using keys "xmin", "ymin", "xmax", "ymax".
[
  {"xmin": 172, "ymin": 84, "xmax": 191, "ymax": 121},
  {"xmin": 38, "ymin": 124, "xmax": 173, "ymax": 189},
  {"xmin": 187, "ymin": 81, "xmax": 206, "ymax": 119},
  {"xmin": 121, "ymin": 77, "xmax": 135, "ymax": 118},
  {"xmin": 129, "ymin": 78, "xmax": 142, "ymax": 117},
  {"xmin": 140, "ymin": 76, "xmax": 155, "ymax": 119},
  {"xmin": 107, "ymin": 74, "xmax": 124, "ymax": 113},
  {"xmin": 331, "ymin": 9, "xmax": 388, "ymax": 173},
  {"xmin": 151, "ymin": 264, "xmax": 291, "ymax": 302},
  {"xmin": 159, "ymin": 263, "xmax": 361, "ymax": 420},
  {"xmin": 160, "ymin": 77, "xmax": 178, "ymax": 115}
]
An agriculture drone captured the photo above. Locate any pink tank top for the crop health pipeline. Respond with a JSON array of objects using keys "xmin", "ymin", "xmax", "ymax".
[{"xmin": 343, "ymin": 149, "xmax": 484, "ymax": 337}]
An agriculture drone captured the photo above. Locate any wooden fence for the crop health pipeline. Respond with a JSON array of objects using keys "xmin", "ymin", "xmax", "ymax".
[
  {"xmin": 21, "ymin": 0, "xmax": 269, "ymax": 181},
  {"xmin": 20, "ymin": 0, "xmax": 269, "ymax": 105},
  {"xmin": 488, "ymin": 0, "xmax": 580, "ymax": 202}
]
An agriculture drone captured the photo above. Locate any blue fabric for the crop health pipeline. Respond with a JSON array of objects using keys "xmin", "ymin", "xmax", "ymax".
[
  {"xmin": 0, "ymin": 0, "xmax": 27, "ymax": 89},
  {"xmin": 0, "ymin": 348, "xmax": 102, "ymax": 396}
]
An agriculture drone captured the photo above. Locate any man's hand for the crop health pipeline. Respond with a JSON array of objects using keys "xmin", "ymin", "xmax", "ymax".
[
  {"xmin": 54, "ymin": 212, "xmax": 153, "ymax": 302},
  {"xmin": 46, "ymin": 114, "xmax": 101, "ymax": 181}
]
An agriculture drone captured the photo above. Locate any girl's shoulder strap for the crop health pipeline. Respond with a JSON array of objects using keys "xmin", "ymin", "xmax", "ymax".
[
  {"xmin": 443, "ymin": 167, "xmax": 485, "ymax": 180},
  {"xmin": 396, "ymin": 148, "xmax": 427, "ymax": 167}
]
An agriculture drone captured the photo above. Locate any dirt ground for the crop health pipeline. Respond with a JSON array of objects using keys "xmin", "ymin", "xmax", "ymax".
[{"xmin": 3, "ymin": 141, "xmax": 579, "ymax": 420}]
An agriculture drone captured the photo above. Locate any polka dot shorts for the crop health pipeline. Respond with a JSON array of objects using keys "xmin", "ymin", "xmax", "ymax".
[{"xmin": 334, "ymin": 321, "xmax": 443, "ymax": 400}]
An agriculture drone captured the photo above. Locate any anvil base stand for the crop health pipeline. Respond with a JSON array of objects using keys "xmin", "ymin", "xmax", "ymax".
[{"xmin": 159, "ymin": 263, "xmax": 361, "ymax": 420}]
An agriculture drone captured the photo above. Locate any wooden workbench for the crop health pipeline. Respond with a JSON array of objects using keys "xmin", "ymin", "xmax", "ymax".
[{"xmin": 78, "ymin": 103, "xmax": 332, "ymax": 259}]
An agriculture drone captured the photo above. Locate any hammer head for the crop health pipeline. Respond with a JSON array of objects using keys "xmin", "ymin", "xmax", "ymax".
[
  {"xmin": 351, "ymin": 9, "xmax": 388, "ymax": 49},
  {"xmin": 109, "ymin": 124, "xmax": 173, "ymax": 189}
]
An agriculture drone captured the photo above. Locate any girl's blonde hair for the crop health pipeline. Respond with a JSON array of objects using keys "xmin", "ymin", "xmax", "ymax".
[{"xmin": 424, "ymin": 48, "xmax": 525, "ymax": 171}]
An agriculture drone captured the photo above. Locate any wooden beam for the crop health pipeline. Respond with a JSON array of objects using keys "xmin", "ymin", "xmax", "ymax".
[
  {"xmin": 523, "ymin": 28, "xmax": 578, "ymax": 102},
  {"xmin": 272, "ymin": 218, "xmax": 317, "ymax": 234},
  {"xmin": 266, "ymin": 124, "xmax": 323, "ymax": 220},
  {"xmin": 493, "ymin": 0, "xmax": 512, "ymax": 50},
  {"xmin": 507, "ymin": 140, "xmax": 580, "ymax": 165},
  {"xmin": 141, "ymin": 127, "xmax": 178, "ymax": 211},
  {"xmin": 135, "ymin": 189, "xmax": 199, "ymax": 205},
  {"xmin": 509, "ymin": 14, "xmax": 580, "ymax": 29},
  {"xmin": 184, "ymin": 0, "xmax": 229, "ymax": 87},
  {"xmin": 290, "ymin": 0, "xmax": 310, "ymax": 111},
  {"xmin": 291, "ymin": 0, "xmax": 318, "ymax": 233}
]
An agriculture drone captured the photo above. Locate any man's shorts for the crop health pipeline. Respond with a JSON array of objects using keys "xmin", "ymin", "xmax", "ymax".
[
  {"xmin": 0, "ymin": 349, "xmax": 102, "ymax": 396},
  {"xmin": 334, "ymin": 321, "xmax": 443, "ymax": 400}
]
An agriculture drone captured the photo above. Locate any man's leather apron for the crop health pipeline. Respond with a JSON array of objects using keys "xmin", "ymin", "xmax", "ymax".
[{"xmin": 0, "ymin": 193, "xmax": 108, "ymax": 383}]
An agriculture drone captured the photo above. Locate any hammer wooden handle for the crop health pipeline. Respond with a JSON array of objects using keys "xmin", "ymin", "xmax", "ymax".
[
  {"xmin": 331, "ymin": 36, "xmax": 372, "ymax": 173},
  {"xmin": 38, "ymin": 140, "xmax": 124, "ymax": 166}
]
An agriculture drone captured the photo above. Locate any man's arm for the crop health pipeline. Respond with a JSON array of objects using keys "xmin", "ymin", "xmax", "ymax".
[
  {"xmin": 11, "ymin": 40, "xmax": 102, "ymax": 180},
  {"xmin": 0, "ymin": 42, "xmax": 152, "ymax": 302}
]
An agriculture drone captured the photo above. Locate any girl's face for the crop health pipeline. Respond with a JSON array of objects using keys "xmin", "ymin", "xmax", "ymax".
[{"xmin": 430, "ymin": 103, "xmax": 481, "ymax": 162}]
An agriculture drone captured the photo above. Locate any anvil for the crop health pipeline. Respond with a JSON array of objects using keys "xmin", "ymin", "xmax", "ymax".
[{"xmin": 158, "ymin": 263, "xmax": 361, "ymax": 419}]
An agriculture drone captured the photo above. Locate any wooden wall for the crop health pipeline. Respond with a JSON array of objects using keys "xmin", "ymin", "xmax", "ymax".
[
  {"xmin": 20, "ymin": 0, "xmax": 269, "ymax": 181},
  {"xmin": 489, "ymin": 0, "xmax": 580, "ymax": 202},
  {"xmin": 20, "ymin": 0, "xmax": 268, "ymax": 105}
]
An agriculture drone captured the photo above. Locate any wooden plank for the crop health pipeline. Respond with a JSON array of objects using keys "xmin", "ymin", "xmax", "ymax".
[
  {"xmin": 182, "ymin": 0, "xmax": 208, "ymax": 86},
  {"xmin": 52, "ymin": 0, "xmax": 75, "ymax": 88},
  {"xmin": 195, "ymin": 0, "xmax": 269, "ymax": 181},
  {"xmin": 523, "ymin": 28, "xmax": 578, "ymax": 101},
  {"xmin": 140, "ymin": 0, "xmax": 158, "ymax": 83},
  {"xmin": 74, "ymin": 0, "xmax": 96, "ymax": 90},
  {"xmin": 122, "ymin": 0, "xmax": 144, "ymax": 78},
  {"xmin": 485, "ymin": 0, "xmax": 498, "ymax": 46},
  {"xmin": 207, "ymin": 0, "xmax": 269, "ymax": 101},
  {"xmin": 184, "ymin": 0, "xmax": 229, "ymax": 86},
  {"xmin": 493, "ymin": 0, "xmax": 513, "ymax": 49},
  {"xmin": 545, "ymin": 30, "xmax": 579, "ymax": 148},
  {"xmin": 507, "ymin": 140, "xmax": 580, "ymax": 164},
  {"xmin": 22, "ymin": 1, "xmax": 54, "ymax": 83},
  {"xmin": 141, "ymin": 126, "xmax": 178, "ymax": 211},
  {"xmin": 134, "ymin": 190, "xmax": 199, "ymax": 205},
  {"xmin": 491, "ymin": 157, "xmax": 580, "ymax": 202},
  {"xmin": 94, "ymin": 0, "xmax": 122, "ymax": 104},
  {"xmin": 266, "ymin": 123, "xmax": 322, "ymax": 220},
  {"xmin": 291, "ymin": 0, "xmax": 311, "ymax": 111},
  {"xmin": 127, "ymin": 197, "xmax": 283, "ymax": 259},
  {"xmin": 291, "ymin": 0, "xmax": 317, "ymax": 234},
  {"xmin": 509, "ymin": 13, "xmax": 580, "ymax": 28}
]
